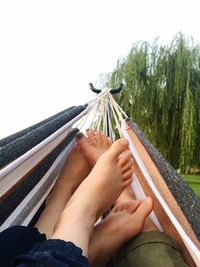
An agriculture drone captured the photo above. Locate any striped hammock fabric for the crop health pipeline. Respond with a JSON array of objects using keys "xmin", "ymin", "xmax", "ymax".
[{"xmin": 0, "ymin": 89, "xmax": 199, "ymax": 266}]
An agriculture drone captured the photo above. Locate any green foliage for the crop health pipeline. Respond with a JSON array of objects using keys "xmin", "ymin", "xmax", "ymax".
[
  {"xmin": 181, "ymin": 175, "xmax": 200, "ymax": 196},
  {"xmin": 100, "ymin": 33, "xmax": 200, "ymax": 173}
]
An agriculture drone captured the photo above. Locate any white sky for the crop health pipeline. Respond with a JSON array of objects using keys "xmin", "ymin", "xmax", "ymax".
[{"xmin": 0, "ymin": 0, "xmax": 200, "ymax": 138}]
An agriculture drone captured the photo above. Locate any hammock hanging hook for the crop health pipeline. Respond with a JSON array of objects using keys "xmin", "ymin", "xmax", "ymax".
[{"xmin": 89, "ymin": 83, "xmax": 124, "ymax": 94}]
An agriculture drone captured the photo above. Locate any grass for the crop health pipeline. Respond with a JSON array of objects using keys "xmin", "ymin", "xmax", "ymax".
[{"xmin": 181, "ymin": 174, "xmax": 200, "ymax": 196}]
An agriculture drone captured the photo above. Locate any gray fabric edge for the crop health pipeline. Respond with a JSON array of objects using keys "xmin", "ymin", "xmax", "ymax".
[{"xmin": 127, "ymin": 119, "xmax": 200, "ymax": 241}]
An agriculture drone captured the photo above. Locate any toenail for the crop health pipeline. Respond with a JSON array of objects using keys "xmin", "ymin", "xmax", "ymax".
[{"xmin": 76, "ymin": 132, "xmax": 84, "ymax": 139}]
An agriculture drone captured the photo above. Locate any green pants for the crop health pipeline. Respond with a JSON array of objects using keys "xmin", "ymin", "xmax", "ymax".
[{"xmin": 114, "ymin": 231, "xmax": 188, "ymax": 267}]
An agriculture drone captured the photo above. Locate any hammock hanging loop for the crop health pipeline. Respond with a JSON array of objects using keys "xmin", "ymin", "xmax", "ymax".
[{"xmin": 89, "ymin": 82, "xmax": 124, "ymax": 94}]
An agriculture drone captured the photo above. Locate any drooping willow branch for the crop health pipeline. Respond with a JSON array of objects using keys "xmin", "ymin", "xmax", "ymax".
[{"xmin": 100, "ymin": 33, "xmax": 200, "ymax": 173}]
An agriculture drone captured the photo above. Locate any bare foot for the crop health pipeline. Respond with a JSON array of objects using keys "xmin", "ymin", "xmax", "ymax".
[
  {"xmin": 117, "ymin": 184, "xmax": 135, "ymax": 203},
  {"xmin": 54, "ymin": 144, "xmax": 91, "ymax": 194},
  {"xmin": 35, "ymin": 144, "xmax": 91, "ymax": 238},
  {"xmin": 72, "ymin": 138, "xmax": 134, "ymax": 219},
  {"xmin": 117, "ymin": 186, "xmax": 159, "ymax": 232},
  {"xmin": 51, "ymin": 138, "xmax": 134, "ymax": 256},
  {"xmin": 89, "ymin": 198, "xmax": 153, "ymax": 267},
  {"xmin": 76, "ymin": 129, "xmax": 112, "ymax": 166}
]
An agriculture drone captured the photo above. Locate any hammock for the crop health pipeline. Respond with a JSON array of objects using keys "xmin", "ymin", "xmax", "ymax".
[{"xmin": 0, "ymin": 85, "xmax": 199, "ymax": 267}]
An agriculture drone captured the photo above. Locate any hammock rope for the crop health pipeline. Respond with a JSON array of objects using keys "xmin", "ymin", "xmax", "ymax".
[
  {"xmin": 75, "ymin": 88, "xmax": 200, "ymax": 266},
  {"xmin": 0, "ymin": 106, "xmax": 89, "ymax": 200},
  {"xmin": 0, "ymin": 87, "xmax": 199, "ymax": 266},
  {"xmin": 122, "ymin": 126, "xmax": 200, "ymax": 265}
]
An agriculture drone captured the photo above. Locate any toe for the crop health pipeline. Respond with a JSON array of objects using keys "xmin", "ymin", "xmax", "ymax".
[
  {"xmin": 86, "ymin": 129, "xmax": 97, "ymax": 145},
  {"xmin": 100, "ymin": 132, "xmax": 109, "ymax": 146},
  {"xmin": 107, "ymin": 137, "xmax": 112, "ymax": 147},
  {"xmin": 72, "ymin": 144, "xmax": 79, "ymax": 152},
  {"xmin": 121, "ymin": 159, "xmax": 134, "ymax": 173},
  {"xmin": 113, "ymin": 202, "xmax": 128, "ymax": 212},
  {"xmin": 122, "ymin": 169, "xmax": 133, "ymax": 181},
  {"xmin": 95, "ymin": 132, "xmax": 103, "ymax": 144},
  {"xmin": 118, "ymin": 150, "xmax": 133, "ymax": 168},
  {"xmin": 76, "ymin": 132, "xmax": 91, "ymax": 151},
  {"xmin": 123, "ymin": 177, "xmax": 133, "ymax": 187},
  {"xmin": 134, "ymin": 197, "xmax": 153, "ymax": 221},
  {"xmin": 126, "ymin": 200, "xmax": 142, "ymax": 213},
  {"xmin": 108, "ymin": 138, "xmax": 129, "ymax": 159}
]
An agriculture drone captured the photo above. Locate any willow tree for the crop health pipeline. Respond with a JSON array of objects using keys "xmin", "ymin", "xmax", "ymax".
[{"xmin": 100, "ymin": 33, "xmax": 200, "ymax": 173}]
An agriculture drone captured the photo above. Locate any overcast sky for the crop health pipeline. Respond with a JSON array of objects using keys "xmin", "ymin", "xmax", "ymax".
[{"xmin": 0, "ymin": 0, "xmax": 199, "ymax": 138}]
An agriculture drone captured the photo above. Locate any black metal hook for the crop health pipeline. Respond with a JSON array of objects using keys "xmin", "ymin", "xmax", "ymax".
[{"xmin": 89, "ymin": 83, "xmax": 124, "ymax": 94}]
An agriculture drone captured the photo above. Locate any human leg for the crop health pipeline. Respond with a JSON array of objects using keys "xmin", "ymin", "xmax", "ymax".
[
  {"xmin": 35, "ymin": 144, "xmax": 91, "ymax": 238},
  {"xmin": 0, "ymin": 144, "xmax": 91, "ymax": 266},
  {"xmin": 12, "ymin": 138, "xmax": 133, "ymax": 266},
  {"xmin": 51, "ymin": 138, "xmax": 133, "ymax": 257},
  {"xmin": 35, "ymin": 129, "xmax": 113, "ymax": 238},
  {"xmin": 114, "ymin": 187, "xmax": 188, "ymax": 267},
  {"xmin": 88, "ymin": 198, "xmax": 153, "ymax": 267}
]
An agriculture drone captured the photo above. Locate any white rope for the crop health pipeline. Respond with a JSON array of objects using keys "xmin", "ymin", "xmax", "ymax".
[
  {"xmin": 108, "ymin": 94, "xmax": 126, "ymax": 122},
  {"xmin": 1, "ymin": 85, "xmax": 199, "ymax": 266},
  {"xmin": 0, "ymin": 107, "xmax": 90, "ymax": 181},
  {"xmin": 122, "ymin": 124, "xmax": 200, "ymax": 267},
  {"xmin": 88, "ymin": 87, "xmax": 111, "ymax": 106},
  {"xmin": 87, "ymin": 88, "xmax": 125, "ymax": 138},
  {"xmin": 103, "ymin": 98, "xmax": 107, "ymax": 134},
  {"xmin": 0, "ymin": 142, "xmax": 74, "ymax": 231},
  {"xmin": 0, "ymin": 108, "xmax": 90, "ymax": 199},
  {"xmin": 87, "ymin": 103, "xmax": 101, "ymax": 130},
  {"xmin": 107, "ymin": 105, "xmax": 114, "ymax": 140},
  {"xmin": 109, "ymin": 93, "xmax": 128, "ymax": 118},
  {"xmin": 108, "ymin": 98, "xmax": 123, "ymax": 137},
  {"xmin": 87, "ymin": 89, "xmax": 200, "ymax": 265},
  {"xmin": 75, "ymin": 109, "xmax": 91, "ymax": 130},
  {"xmin": 97, "ymin": 109, "xmax": 103, "ymax": 132},
  {"xmin": 131, "ymin": 172, "xmax": 163, "ymax": 231}
]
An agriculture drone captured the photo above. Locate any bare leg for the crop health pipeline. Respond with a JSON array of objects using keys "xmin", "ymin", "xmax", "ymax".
[
  {"xmin": 89, "ymin": 198, "xmax": 153, "ymax": 267},
  {"xmin": 109, "ymin": 188, "xmax": 187, "ymax": 267},
  {"xmin": 87, "ymin": 185, "xmax": 157, "ymax": 267},
  {"xmin": 35, "ymin": 145, "xmax": 91, "ymax": 238},
  {"xmin": 36, "ymin": 130, "xmax": 114, "ymax": 238},
  {"xmin": 51, "ymin": 138, "xmax": 133, "ymax": 257},
  {"xmin": 35, "ymin": 130, "xmax": 111, "ymax": 238}
]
